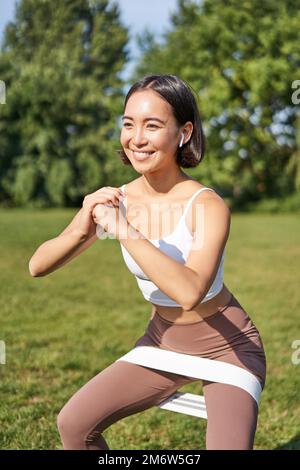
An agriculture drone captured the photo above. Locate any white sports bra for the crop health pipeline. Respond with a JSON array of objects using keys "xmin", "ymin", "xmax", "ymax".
[{"xmin": 118, "ymin": 183, "xmax": 225, "ymax": 307}]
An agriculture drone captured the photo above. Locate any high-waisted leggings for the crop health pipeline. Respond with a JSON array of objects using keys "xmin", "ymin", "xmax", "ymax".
[{"xmin": 57, "ymin": 294, "xmax": 266, "ymax": 450}]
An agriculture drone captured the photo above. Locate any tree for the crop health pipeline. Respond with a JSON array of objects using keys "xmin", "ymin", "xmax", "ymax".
[
  {"xmin": 0, "ymin": 0, "xmax": 131, "ymax": 207},
  {"xmin": 133, "ymin": 0, "xmax": 300, "ymax": 207}
]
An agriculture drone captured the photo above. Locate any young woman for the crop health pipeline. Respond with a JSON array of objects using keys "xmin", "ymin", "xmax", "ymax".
[{"xmin": 29, "ymin": 74, "xmax": 266, "ymax": 450}]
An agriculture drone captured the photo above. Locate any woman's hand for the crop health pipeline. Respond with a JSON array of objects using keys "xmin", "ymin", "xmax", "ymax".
[
  {"xmin": 92, "ymin": 201, "xmax": 129, "ymax": 240},
  {"xmin": 73, "ymin": 186, "xmax": 124, "ymax": 241}
]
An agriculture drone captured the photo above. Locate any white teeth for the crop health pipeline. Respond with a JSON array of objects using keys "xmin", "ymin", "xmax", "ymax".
[
  {"xmin": 132, "ymin": 151, "xmax": 155, "ymax": 160},
  {"xmin": 134, "ymin": 152, "xmax": 152, "ymax": 155}
]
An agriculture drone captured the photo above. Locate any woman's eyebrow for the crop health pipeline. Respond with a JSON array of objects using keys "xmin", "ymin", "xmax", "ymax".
[{"xmin": 122, "ymin": 115, "xmax": 166, "ymax": 124}]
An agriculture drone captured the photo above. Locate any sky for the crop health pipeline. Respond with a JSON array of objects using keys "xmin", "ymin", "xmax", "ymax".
[{"xmin": 0, "ymin": 0, "xmax": 179, "ymax": 80}]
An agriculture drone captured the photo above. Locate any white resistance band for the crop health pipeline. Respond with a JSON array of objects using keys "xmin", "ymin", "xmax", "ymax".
[{"xmin": 116, "ymin": 346, "xmax": 262, "ymax": 405}]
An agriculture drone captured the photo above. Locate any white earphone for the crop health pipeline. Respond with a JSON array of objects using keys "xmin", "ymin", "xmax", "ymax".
[{"xmin": 179, "ymin": 133, "xmax": 184, "ymax": 148}]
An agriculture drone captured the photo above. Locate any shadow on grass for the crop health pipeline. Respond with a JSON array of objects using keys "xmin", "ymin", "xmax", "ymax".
[{"xmin": 274, "ymin": 434, "xmax": 300, "ymax": 450}]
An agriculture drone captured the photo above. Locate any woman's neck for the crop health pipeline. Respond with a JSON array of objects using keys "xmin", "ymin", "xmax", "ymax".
[{"xmin": 140, "ymin": 172, "xmax": 195, "ymax": 197}]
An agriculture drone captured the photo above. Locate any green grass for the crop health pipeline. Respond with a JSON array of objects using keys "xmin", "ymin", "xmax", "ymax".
[{"xmin": 0, "ymin": 209, "xmax": 299, "ymax": 450}]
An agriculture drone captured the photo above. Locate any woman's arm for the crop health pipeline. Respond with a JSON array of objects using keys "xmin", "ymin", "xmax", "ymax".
[
  {"xmin": 119, "ymin": 194, "xmax": 230, "ymax": 311},
  {"xmin": 120, "ymin": 229, "xmax": 200, "ymax": 311},
  {"xmin": 92, "ymin": 202, "xmax": 198, "ymax": 309},
  {"xmin": 29, "ymin": 186, "xmax": 123, "ymax": 277},
  {"xmin": 28, "ymin": 209, "xmax": 98, "ymax": 277}
]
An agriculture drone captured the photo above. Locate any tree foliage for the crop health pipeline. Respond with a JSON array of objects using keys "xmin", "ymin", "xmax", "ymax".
[
  {"xmin": 0, "ymin": 0, "xmax": 133, "ymax": 207},
  {"xmin": 1, "ymin": 0, "xmax": 300, "ymax": 209},
  {"xmin": 133, "ymin": 0, "xmax": 300, "ymax": 207}
]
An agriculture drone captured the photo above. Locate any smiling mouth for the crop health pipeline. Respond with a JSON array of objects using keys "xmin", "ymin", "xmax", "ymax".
[{"xmin": 131, "ymin": 150, "xmax": 156, "ymax": 161}]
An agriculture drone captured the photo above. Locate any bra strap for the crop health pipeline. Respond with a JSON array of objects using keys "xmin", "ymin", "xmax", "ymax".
[{"xmin": 181, "ymin": 187, "xmax": 214, "ymax": 219}]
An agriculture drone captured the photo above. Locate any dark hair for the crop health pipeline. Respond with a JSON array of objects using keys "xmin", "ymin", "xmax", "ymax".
[{"xmin": 116, "ymin": 74, "xmax": 205, "ymax": 168}]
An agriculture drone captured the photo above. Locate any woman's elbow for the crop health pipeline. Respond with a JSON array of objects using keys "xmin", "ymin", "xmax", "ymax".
[
  {"xmin": 180, "ymin": 290, "xmax": 202, "ymax": 312},
  {"xmin": 28, "ymin": 259, "xmax": 44, "ymax": 277},
  {"xmin": 181, "ymin": 285, "xmax": 208, "ymax": 311}
]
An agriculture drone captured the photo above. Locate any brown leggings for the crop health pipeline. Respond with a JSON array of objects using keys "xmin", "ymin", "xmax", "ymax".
[{"xmin": 57, "ymin": 295, "xmax": 266, "ymax": 450}]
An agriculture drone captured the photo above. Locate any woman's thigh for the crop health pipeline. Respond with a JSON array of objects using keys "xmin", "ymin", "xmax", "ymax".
[
  {"xmin": 203, "ymin": 380, "xmax": 259, "ymax": 450},
  {"xmin": 58, "ymin": 359, "xmax": 194, "ymax": 438}
]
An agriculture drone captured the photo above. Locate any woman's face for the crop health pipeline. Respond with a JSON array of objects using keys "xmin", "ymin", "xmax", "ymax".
[{"xmin": 120, "ymin": 89, "xmax": 186, "ymax": 174}]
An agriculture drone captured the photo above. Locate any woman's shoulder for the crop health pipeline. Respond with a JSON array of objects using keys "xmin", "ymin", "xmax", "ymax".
[
  {"xmin": 183, "ymin": 180, "xmax": 226, "ymax": 207},
  {"xmin": 186, "ymin": 184, "xmax": 230, "ymax": 235},
  {"xmin": 188, "ymin": 182, "xmax": 230, "ymax": 224}
]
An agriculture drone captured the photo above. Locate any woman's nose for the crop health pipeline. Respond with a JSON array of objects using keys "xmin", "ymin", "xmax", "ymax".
[{"xmin": 131, "ymin": 129, "xmax": 147, "ymax": 146}]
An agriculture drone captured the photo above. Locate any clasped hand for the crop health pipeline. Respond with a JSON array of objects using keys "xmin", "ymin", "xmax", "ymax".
[{"xmin": 92, "ymin": 202, "xmax": 129, "ymax": 239}]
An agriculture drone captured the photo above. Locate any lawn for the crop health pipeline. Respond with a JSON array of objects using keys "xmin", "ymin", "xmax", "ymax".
[{"xmin": 0, "ymin": 208, "xmax": 299, "ymax": 450}]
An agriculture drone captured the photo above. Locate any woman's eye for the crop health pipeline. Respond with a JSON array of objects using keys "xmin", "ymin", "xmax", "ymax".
[{"xmin": 123, "ymin": 123, "xmax": 159, "ymax": 129}]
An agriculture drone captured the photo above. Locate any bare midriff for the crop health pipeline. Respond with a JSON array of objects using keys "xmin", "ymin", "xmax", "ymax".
[{"xmin": 151, "ymin": 284, "xmax": 233, "ymax": 324}]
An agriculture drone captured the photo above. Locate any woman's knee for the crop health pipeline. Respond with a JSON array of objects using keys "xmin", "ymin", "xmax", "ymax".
[
  {"xmin": 56, "ymin": 404, "xmax": 86, "ymax": 445},
  {"xmin": 57, "ymin": 405, "xmax": 75, "ymax": 439},
  {"xmin": 57, "ymin": 405, "xmax": 109, "ymax": 450}
]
